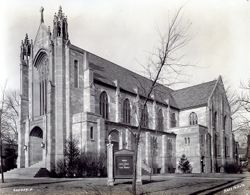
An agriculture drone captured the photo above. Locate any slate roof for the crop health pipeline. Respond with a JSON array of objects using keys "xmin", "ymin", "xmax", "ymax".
[
  {"xmin": 88, "ymin": 52, "xmax": 178, "ymax": 108},
  {"xmin": 70, "ymin": 44, "xmax": 217, "ymax": 110},
  {"xmin": 172, "ymin": 80, "xmax": 217, "ymax": 110}
]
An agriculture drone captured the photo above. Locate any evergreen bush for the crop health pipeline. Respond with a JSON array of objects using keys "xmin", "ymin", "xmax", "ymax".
[
  {"xmin": 55, "ymin": 138, "xmax": 107, "ymax": 177},
  {"xmin": 178, "ymin": 154, "xmax": 192, "ymax": 173},
  {"xmin": 224, "ymin": 162, "xmax": 242, "ymax": 173}
]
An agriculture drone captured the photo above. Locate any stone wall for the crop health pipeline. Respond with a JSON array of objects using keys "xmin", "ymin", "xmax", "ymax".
[
  {"xmin": 208, "ymin": 77, "xmax": 233, "ymax": 172},
  {"xmin": 69, "ymin": 49, "xmax": 84, "ymax": 114},
  {"xmin": 105, "ymin": 122, "xmax": 176, "ymax": 174},
  {"xmin": 171, "ymin": 125, "xmax": 210, "ymax": 173},
  {"xmin": 179, "ymin": 106, "xmax": 207, "ymax": 127},
  {"xmin": 94, "ymin": 82, "xmax": 179, "ymax": 131},
  {"xmin": 72, "ymin": 112, "xmax": 105, "ymax": 155}
]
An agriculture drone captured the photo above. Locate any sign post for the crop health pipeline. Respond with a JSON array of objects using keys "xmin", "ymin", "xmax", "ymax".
[
  {"xmin": 107, "ymin": 142, "xmax": 114, "ymax": 186},
  {"xmin": 114, "ymin": 150, "xmax": 134, "ymax": 179},
  {"xmin": 136, "ymin": 144, "xmax": 142, "ymax": 184},
  {"xmin": 107, "ymin": 136, "xmax": 142, "ymax": 186}
]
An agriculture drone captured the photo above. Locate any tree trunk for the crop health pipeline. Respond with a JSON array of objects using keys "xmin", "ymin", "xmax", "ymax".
[
  {"xmin": 0, "ymin": 109, "xmax": 4, "ymax": 183},
  {"xmin": 247, "ymin": 134, "xmax": 250, "ymax": 170},
  {"xmin": 132, "ymin": 134, "xmax": 139, "ymax": 195}
]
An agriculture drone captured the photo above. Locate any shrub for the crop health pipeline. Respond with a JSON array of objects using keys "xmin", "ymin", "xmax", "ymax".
[
  {"xmin": 55, "ymin": 138, "xmax": 107, "ymax": 177},
  {"xmin": 224, "ymin": 162, "xmax": 242, "ymax": 174},
  {"xmin": 3, "ymin": 147, "xmax": 17, "ymax": 172},
  {"xmin": 167, "ymin": 163, "xmax": 175, "ymax": 173},
  {"xmin": 56, "ymin": 159, "xmax": 66, "ymax": 177},
  {"xmin": 55, "ymin": 138, "xmax": 80, "ymax": 177},
  {"xmin": 64, "ymin": 138, "xmax": 80, "ymax": 177},
  {"xmin": 77, "ymin": 152, "xmax": 107, "ymax": 177},
  {"xmin": 178, "ymin": 154, "xmax": 192, "ymax": 173}
]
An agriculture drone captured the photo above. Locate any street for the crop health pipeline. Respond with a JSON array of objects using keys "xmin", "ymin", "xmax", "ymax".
[{"xmin": 0, "ymin": 173, "xmax": 249, "ymax": 195}]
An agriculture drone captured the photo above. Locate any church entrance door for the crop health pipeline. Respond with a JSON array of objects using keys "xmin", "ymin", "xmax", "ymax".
[{"xmin": 29, "ymin": 126, "xmax": 43, "ymax": 166}]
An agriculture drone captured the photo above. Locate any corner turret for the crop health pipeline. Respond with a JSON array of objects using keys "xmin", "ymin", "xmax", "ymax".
[
  {"xmin": 20, "ymin": 34, "xmax": 32, "ymax": 63},
  {"xmin": 53, "ymin": 6, "xmax": 69, "ymax": 40}
]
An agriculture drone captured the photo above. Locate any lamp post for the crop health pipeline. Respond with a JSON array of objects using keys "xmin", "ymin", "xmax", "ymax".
[
  {"xmin": 0, "ymin": 109, "xmax": 4, "ymax": 183},
  {"xmin": 41, "ymin": 142, "xmax": 45, "ymax": 149},
  {"xmin": 23, "ymin": 145, "xmax": 28, "ymax": 151}
]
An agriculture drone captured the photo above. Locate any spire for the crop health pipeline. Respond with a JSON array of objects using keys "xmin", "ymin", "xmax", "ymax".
[
  {"xmin": 53, "ymin": 6, "xmax": 69, "ymax": 40},
  {"xmin": 20, "ymin": 34, "xmax": 32, "ymax": 61},
  {"xmin": 40, "ymin": 6, "xmax": 44, "ymax": 23},
  {"xmin": 24, "ymin": 33, "xmax": 29, "ymax": 45},
  {"xmin": 58, "ymin": 6, "xmax": 63, "ymax": 18}
]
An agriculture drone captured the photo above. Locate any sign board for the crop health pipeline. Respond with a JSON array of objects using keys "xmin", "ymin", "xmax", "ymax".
[{"xmin": 114, "ymin": 149, "xmax": 134, "ymax": 179}]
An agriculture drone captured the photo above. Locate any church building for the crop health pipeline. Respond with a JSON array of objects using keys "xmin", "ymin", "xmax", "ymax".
[{"xmin": 17, "ymin": 7, "xmax": 238, "ymax": 174}]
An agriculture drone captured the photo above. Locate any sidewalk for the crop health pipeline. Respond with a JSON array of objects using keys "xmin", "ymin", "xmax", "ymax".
[
  {"xmin": 0, "ymin": 177, "xmax": 107, "ymax": 189},
  {"xmin": 0, "ymin": 173, "xmax": 247, "ymax": 195}
]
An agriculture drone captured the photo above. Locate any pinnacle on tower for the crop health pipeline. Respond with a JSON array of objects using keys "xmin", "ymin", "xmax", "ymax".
[
  {"xmin": 24, "ymin": 33, "xmax": 29, "ymax": 45},
  {"xmin": 58, "ymin": 6, "xmax": 63, "ymax": 18},
  {"xmin": 53, "ymin": 6, "xmax": 69, "ymax": 40},
  {"xmin": 40, "ymin": 6, "xmax": 44, "ymax": 23},
  {"xmin": 20, "ymin": 34, "xmax": 31, "ymax": 61}
]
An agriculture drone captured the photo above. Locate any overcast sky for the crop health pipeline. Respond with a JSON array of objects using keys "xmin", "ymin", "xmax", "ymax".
[{"xmin": 0, "ymin": 0, "xmax": 250, "ymax": 91}]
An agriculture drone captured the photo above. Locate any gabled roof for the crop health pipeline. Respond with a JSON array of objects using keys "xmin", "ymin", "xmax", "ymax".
[
  {"xmin": 87, "ymin": 52, "xmax": 178, "ymax": 108},
  {"xmin": 70, "ymin": 44, "xmax": 217, "ymax": 110},
  {"xmin": 172, "ymin": 80, "xmax": 217, "ymax": 110},
  {"xmin": 33, "ymin": 23, "xmax": 50, "ymax": 56}
]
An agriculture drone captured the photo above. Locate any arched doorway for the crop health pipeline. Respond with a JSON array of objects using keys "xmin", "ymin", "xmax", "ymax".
[
  {"xmin": 29, "ymin": 126, "xmax": 43, "ymax": 166},
  {"xmin": 109, "ymin": 130, "xmax": 119, "ymax": 152}
]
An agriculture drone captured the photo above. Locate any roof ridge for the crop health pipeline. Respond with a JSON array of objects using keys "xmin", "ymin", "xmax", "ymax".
[
  {"xmin": 83, "ymin": 46, "xmax": 174, "ymax": 92},
  {"xmin": 71, "ymin": 43, "xmax": 177, "ymax": 107},
  {"xmin": 173, "ymin": 79, "xmax": 217, "ymax": 93}
]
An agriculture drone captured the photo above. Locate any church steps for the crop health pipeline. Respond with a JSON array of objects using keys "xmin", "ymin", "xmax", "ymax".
[{"xmin": 4, "ymin": 161, "xmax": 49, "ymax": 178}]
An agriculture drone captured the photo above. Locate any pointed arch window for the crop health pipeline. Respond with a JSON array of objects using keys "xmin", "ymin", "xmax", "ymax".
[
  {"xmin": 74, "ymin": 60, "xmax": 79, "ymax": 88},
  {"xmin": 167, "ymin": 139, "xmax": 173, "ymax": 157},
  {"xmin": 39, "ymin": 79, "xmax": 47, "ymax": 116},
  {"xmin": 214, "ymin": 134, "xmax": 218, "ymax": 157},
  {"xmin": 123, "ymin": 98, "xmax": 130, "ymax": 124},
  {"xmin": 141, "ymin": 105, "xmax": 148, "ymax": 128},
  {"xmin": 213, "ymin": 112, "xmax": 217, "ymax": 131},
  {"xmin": 35, "ymin": 53, "xmax": 48, "ymax": 116},
  {"xmin": 157, "ymin": 109, "xmax": 164, "ymax": 131},
  {"xmin": 170, "ymin": 113, "xmax": 177, "ymax": 128},
  {"xmin": 100, "ymin": 91, "xmax": 108, "ymax": 119},
  {"xmin": 224, "ymin": 137, "xmax": 227, "ymax": 158},
  {"xmin": 223, "ymin": 115, "xmax": 227, "ymax": 130},
  {"xmin": 189, "ymin": 112, "xmax": 198, "ymax": 125}
]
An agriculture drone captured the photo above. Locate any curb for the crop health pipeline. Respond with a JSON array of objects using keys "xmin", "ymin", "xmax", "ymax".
[{"xmin": 190, "ymin": 179, "xmax": 243, "ymax": 195}]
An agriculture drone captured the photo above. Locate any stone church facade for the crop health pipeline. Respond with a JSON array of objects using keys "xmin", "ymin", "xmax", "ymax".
[{"xmin": 17, "ymin": 7, "xmax": 238, "ymax": 174}]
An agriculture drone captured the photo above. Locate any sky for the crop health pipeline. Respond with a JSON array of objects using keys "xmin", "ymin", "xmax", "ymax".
[{"xmin": 0, "ymin": 0, "xmax": 250, "ymax": 91}]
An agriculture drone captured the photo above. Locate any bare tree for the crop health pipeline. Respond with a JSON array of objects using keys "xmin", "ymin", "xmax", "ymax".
[
  {"xmin": 237, "ymin": 80, "xmax": 250, "ymax": 167},
  {"xmin": 239, "ymin": 81, "xmax": 250, "ymax": 113},
  {"xmin": 2, "ymin": 90, "xmax": 19, "ymax": 144},
  {"xmin": 131, "ymin": 7, "xmax": 191, "ymax": 194},
  {"xmin": 0, "ymin": 83, "xmax": 7, "ymax": 183},
  {"xmin": 0, "ymin": 86, "xmax": 19, "ymax": 183},
  {"xmin": 225, "ymin": 86, "xmax": 241, "ymax": 121},
  {"xmin": 149, "ymin": 136, "xmax": 158, "ymax": 181},
  {"xmin": 225, "ymin": 86, "xmax": 246, "ymax": 138}
]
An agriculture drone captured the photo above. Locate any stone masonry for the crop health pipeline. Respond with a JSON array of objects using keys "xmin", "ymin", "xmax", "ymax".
[{"xmin": 17, "ymin": 7, "xmax": 238, "ymax": 174}]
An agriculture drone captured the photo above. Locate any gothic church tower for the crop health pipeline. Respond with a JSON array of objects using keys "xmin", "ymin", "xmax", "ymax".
[{"xmin": 18, "ymin": 7, "xmax": 70, "ymax": 171}]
